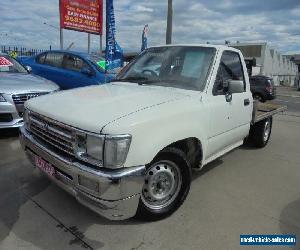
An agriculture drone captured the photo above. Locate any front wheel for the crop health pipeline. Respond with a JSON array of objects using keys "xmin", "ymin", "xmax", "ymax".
[{"xmin": 136, "ymin": 147, "xmax": 191, "ymax": 221}]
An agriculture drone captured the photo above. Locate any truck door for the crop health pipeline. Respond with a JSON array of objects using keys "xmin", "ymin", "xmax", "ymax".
[
  {"xmin": 206, "ymin": 50, "xmax": 252, "ymax": 157},
  {"xmin": 221, "ymin": 51, "xmax": 252, "ymax": 143},
  {"xmin": 206, "ymin": 62, "xmax": 232, "ymax": 157}
]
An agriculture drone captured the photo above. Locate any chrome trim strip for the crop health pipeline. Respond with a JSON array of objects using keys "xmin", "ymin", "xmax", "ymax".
[
  {"xmin": 30, "ymin": 116, "xmax": 73, "ymax": 140},
  {"xmin": 30, "ymin": 122, "xmax": 73, "ymax": 147},
  {"xmin": 28, "ymin": 111, "xmax": 75, "ymax": 156},
  {"xmin": 31, "ymin": 125, "xmax": 73, "ymax": 151},
  {"xmin": 30, "ymin": 129, "xmax": 74, "ymax": 156}
]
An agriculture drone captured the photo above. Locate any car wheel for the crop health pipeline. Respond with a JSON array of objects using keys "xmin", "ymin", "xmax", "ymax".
[
  {"xmin": 136, "ymin": 147, "xmax": 191, "ymax": 221},
  {"xmin": 253, "ymin": 93, "xmax": 265, "ymax": 102},
  {"xmin": 249, "ymin": 117, "xmax": 272, "ymax": 148}
]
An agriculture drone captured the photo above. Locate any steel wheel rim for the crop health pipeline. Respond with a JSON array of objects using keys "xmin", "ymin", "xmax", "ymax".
[
  {"xmin": 141, "ymin": 160, "xmax": 182, "ymax": 210},
  {"xmin": 263, "ymin": 120, "xmax": 271, "ymax": 142}
]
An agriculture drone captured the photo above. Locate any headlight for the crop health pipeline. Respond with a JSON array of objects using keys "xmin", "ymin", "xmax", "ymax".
[
  {"xmin": 104, "ymin": 135, "xmax": 131, "ymax": 168},
  {"xmin": 0, "ymin": 94, "xmax": 6, "ymax": 102},
  {"xmin": 87, "ymin": 134, "xmax": 104, "ymax": 161},
  {"xmin": 74, "ymin": 132, "xmax": 131, "ymax": 168},
  {"xmin": 74, "ymin": 132, "xmax": 104, "ymax": 166}
]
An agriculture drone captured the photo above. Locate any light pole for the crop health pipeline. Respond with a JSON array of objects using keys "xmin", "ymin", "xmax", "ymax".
[
  {"xmin": 166, "ymin": 0, "xmax": 173, "ymax": 44},
  {"xmin": 43, "ymin": 22, "xmax": 59, "ymax": 30},
  {"xmin": 43, "ymin": 22, "xmax": 63, "ymax": 49}
]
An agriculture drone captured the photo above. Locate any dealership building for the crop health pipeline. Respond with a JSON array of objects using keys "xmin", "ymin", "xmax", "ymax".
[{"xmin": 230, "ymin": 42, "xmax": 298, "ymax": 86}]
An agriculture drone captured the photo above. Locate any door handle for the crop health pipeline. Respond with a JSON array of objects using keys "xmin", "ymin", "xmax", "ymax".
[{"xmin": 244, "ymin": 98, "xmax": 250, "ymax": 106}]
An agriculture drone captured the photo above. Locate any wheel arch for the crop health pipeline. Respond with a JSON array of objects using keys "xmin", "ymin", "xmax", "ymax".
[{"xmin": 149, "ymin": 137, "xmax": 204, "ymax": 169}]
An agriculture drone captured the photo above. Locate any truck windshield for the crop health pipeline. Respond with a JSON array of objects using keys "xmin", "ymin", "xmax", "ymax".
[{"xmin": 116, "ymin": 46, "xmax": 215, "ymax": 91}]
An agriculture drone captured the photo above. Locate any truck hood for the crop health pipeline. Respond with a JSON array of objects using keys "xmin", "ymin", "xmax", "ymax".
[
  {"xmin": 0, "ymin": 73, "xmax": 59, "ymax": 94},
  {"xmin": 25, "ymin": 82, "xmax": 191, "ymax": 133}
]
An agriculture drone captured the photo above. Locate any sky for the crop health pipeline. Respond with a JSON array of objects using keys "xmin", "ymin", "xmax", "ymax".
[{"xmin": 1, "ymin": 0, "xmax": 300, "ymax": 54}]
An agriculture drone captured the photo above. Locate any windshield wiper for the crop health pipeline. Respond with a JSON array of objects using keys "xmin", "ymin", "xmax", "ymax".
[{"xmin": 110, "ymin": 76, "xmax": 149, "ymax": 83}]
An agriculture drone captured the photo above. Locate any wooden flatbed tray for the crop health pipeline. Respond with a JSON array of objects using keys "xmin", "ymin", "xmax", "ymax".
[{"xmin": 252, "ymin": 101, "xmax": 287, "ymax": 124}]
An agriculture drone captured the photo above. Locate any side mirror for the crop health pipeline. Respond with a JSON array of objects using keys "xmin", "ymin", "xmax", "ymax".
[
  {"xmin": 25, "ymin": 65, "xmax": 32, "ymax": 73},
  {"xmin": 81, "ymin": 67, "xmax": 93, "ymax": 76},
  {"xmin": 228, "ymin": 80, "xmax": 244, "ymax": 94},
  {"xmin": 223, "ymin": 80, "xmax": 244, "ymax": 102}
]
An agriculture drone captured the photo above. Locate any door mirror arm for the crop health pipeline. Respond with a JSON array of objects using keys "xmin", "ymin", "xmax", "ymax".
[
  {"xmin": 225, "ymin": 91, "xmax": 232, "ymax": 102},
  {"xmin": 223, "ymin": 80, "xmax": 232, "ymax": 102}
]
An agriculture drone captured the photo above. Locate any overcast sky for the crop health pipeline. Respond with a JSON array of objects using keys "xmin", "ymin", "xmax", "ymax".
[{"xmin": 1, "ymin": 0, "xmax": 300, "ymax": 54}]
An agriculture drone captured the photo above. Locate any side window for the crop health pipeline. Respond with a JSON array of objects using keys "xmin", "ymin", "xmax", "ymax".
[
  {"xmin": 36, "ymin": 53, "xmax": 46, "ymax": 64},
  {"xmin": 44, "ymin": 52, "xmax": 63, "ymax": 68},
  {"xmin": 213, "ymin": 51, "xmax": 246, "ymax": 95},
  {"xmin": 62, "ymin": 54, "xmax": 89, "ymax": 72}
]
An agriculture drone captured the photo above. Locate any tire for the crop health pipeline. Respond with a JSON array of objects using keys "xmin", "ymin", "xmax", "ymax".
[
  {"xmin": 248, "ymin": 117, "xmax": 272, "ymax": 148},
  {"xmin": 253, "ymin": 93, "xmax": 265, "ymax": 102},
  {"xmin": 136, "ymin": 147, "xmax": 192, "ymax": 221}
]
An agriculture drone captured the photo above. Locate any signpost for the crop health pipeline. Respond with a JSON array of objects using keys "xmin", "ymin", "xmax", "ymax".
[{"xmin": 59, "ymin": 0, "xmax": 103, "ymax": 52}]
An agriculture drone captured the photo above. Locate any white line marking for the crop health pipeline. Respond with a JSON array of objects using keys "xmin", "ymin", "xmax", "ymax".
[{"xmin": 277, "ymin": 99, "xmax": 300, "ymax": 104}]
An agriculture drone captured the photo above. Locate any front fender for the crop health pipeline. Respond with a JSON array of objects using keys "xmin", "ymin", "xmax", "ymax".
[{"xmin": 102, "ymin": 98, "xmax": 209, "ymax": 167}]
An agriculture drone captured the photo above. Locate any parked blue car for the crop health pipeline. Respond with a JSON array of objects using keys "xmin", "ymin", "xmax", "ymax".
[{"xmin": 19, "ymin": 50, "xmax": 115, "ymax": 89}]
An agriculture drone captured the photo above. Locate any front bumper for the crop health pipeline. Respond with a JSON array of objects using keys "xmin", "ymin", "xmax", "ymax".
[
  {"xmin": 20, "ymin": 126, "xmax": 146, "ymax": 220},
  {"xmin": 0, "ymin": 95, "xmax": 23, "ymax": 129}
]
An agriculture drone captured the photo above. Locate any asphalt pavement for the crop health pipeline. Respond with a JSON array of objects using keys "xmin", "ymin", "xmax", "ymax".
[
  {"xmin": 0, "ymin": 89, "xmax": 300, "ymax": 250},
  {"xmin": 275, "ymin": 86, "xmax": 300, "ymax": 114}
]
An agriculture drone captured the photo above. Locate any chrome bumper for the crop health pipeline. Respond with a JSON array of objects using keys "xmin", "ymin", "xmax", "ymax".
[
  {"xmin": 0, "ymin": 95, "xmax": 23, "ymax": 129},
  {"xmin": 20, "ymin": 126, "xmax": 146, "ymax": 220}
]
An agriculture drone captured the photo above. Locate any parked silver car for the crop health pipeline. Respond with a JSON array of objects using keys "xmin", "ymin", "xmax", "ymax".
[{"xmin": 0, "ymin": 53, "xmax": 59, "ymax": 129}]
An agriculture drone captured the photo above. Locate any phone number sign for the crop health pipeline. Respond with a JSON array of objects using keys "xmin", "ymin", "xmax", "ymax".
[{"xmin": 60, "ymin": 0, "xmax": 103, "ymax": 35}]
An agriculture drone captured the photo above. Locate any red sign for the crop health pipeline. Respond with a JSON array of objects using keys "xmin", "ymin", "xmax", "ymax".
[
  {"xmin": 59, "ymin": 0, "xmax": 103, "ymax": 35},
  {"xmin": 0, "ymin": 57, "xmax": 13, "ymax": 67}
]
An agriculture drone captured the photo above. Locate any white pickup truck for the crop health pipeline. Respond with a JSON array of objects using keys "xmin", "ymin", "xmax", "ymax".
[{"xmin": 20, "ymin": 44, "xmax": 286, "ymax": 221}]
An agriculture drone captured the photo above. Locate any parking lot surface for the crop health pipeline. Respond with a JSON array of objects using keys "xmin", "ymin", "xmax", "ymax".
[{"xmin": 1, "ymin": 94, "xmax": 300, "ymax": 250}]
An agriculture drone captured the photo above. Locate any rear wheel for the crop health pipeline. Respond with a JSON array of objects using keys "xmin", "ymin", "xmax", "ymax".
[
  {"xmin": 136, "ymin": 147, "xmax": 191, "ymax": 221},
  {"xmin": 248, "ymin": 117, "xmax": 272, "ymax": 148}
]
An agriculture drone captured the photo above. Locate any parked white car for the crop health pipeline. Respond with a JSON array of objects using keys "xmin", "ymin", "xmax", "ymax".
[
  {"xmin": 0, "ymin": 53, "xmax": 59, "ymax": 129},
  {"xmin": 20, "ymin": 45, "xmax": 285, "ymax": 220}
]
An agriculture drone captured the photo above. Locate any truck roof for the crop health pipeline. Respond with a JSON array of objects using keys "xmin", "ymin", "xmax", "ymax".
[{"xmin": 149, "ymin": 44, "xmax": 241, "ymax": 53}]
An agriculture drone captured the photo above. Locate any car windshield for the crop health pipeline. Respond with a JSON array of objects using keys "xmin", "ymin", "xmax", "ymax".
[
  {"xmin": 89, "ymin": 55, "xmax": 120, "ymax": 74},
  {"xmin": 88, "ymin": 55, "xmax": 106, "ymax": 73},
  {"xmin": 116, "ymin": 46, "xmax": 216, "ymax": 91},
  {"xmin": 0, "ymin": 55, "xmax": 27, "ymax": 73}
]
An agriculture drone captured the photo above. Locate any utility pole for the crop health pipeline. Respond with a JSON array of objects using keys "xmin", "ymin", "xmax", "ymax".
[
  {"xmin": 100, "ymin": 35, "xmax": 103, "ymax": 56},
  {"xmin": 60, "ymin": 28, "xmax": 63, "ymax": 50},
  {"xmin": 59, "ymin": 0, "xmax": 63, "ymax": 50},
  {"xmin": 166, "ymin": 0, "xmax": 173, "ymax": 44},
  {"xmin": 88, "ymin": 33, "xmax": 91, "ymax": 53},
  {"xmin": 43, "ymin": 22, "xmax": 63, "ymax": 49}
]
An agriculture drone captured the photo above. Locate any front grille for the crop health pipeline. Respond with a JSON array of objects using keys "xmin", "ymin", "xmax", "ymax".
[
  {"xmin": 12, "ymin": 92, "xmax": 48, "ymax": 105},
  {"xmin": 0, "ymin": 113, "xmax": 13, "ymax": 122},
  {"xmin": 29, "ymin": 112, "xmax": 75, "ymax": 156}
]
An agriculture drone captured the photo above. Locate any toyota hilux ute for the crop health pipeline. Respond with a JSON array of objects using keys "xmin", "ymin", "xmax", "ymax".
[{"xmin": 20, "ymin": 45, "xmax": 286, "ymax": 221}]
